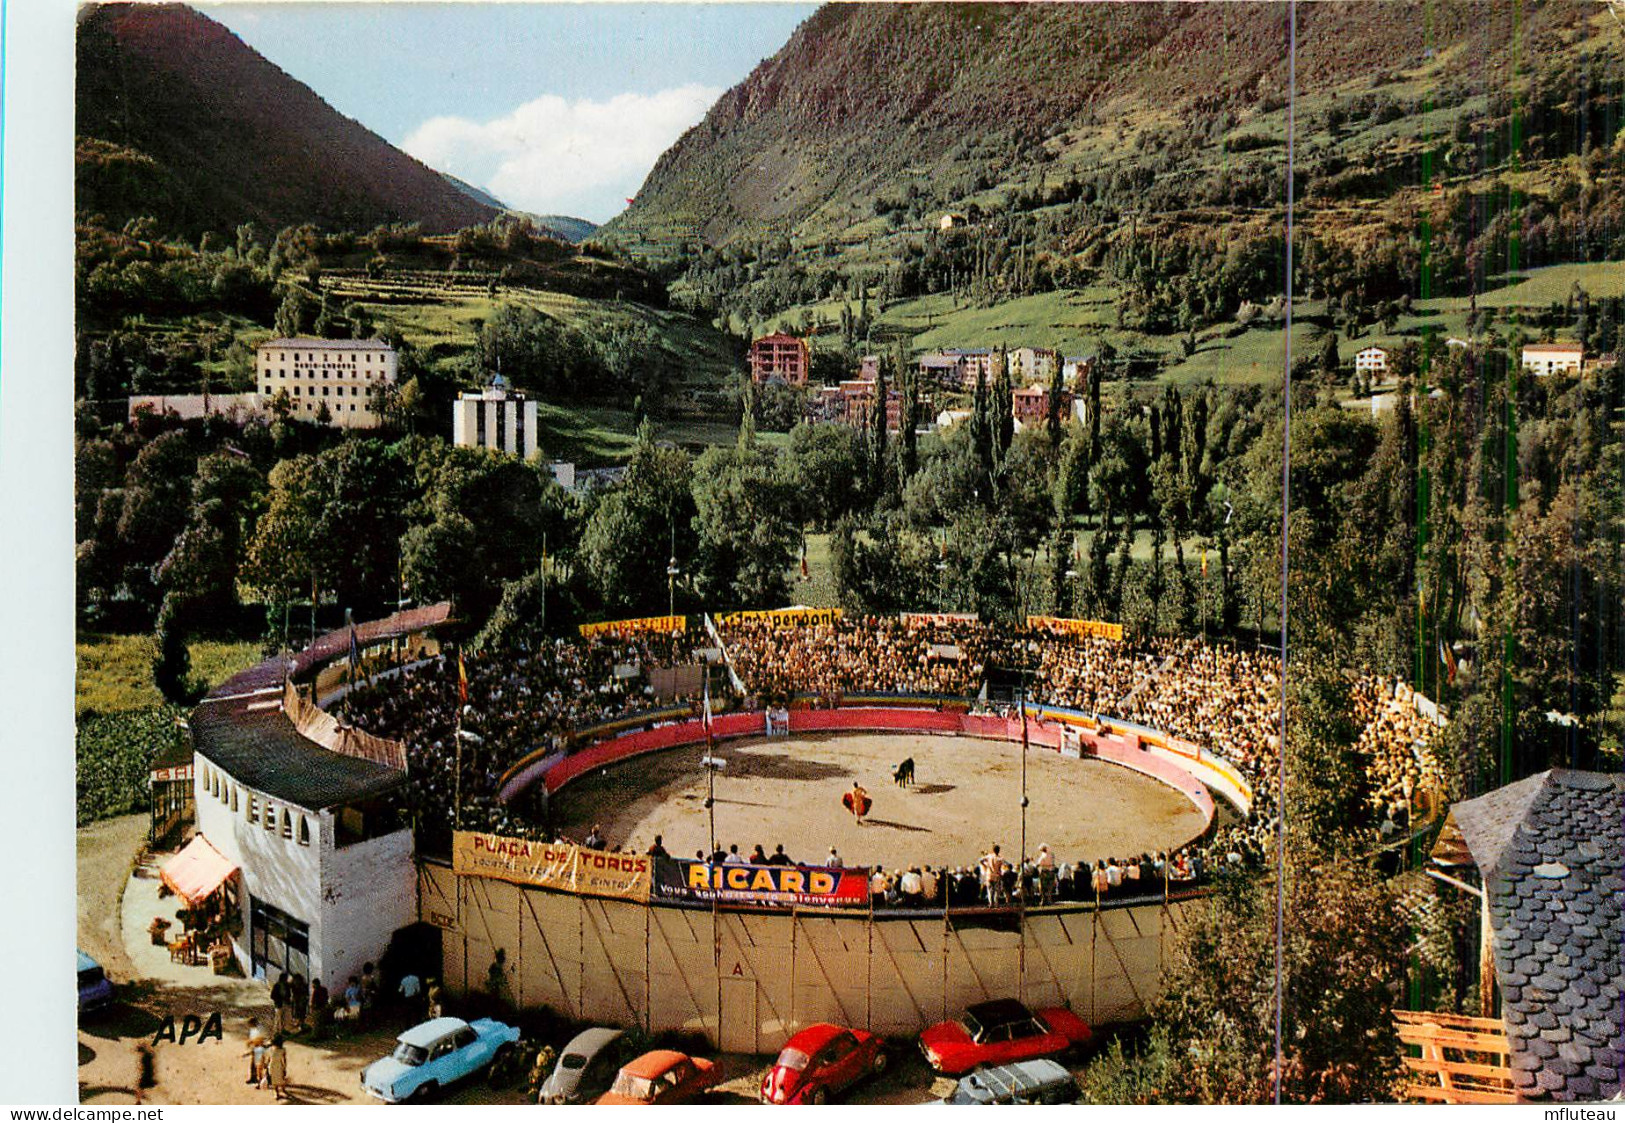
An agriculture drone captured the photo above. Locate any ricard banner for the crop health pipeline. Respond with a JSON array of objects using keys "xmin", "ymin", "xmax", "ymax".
[
  {"xmin": 453, "ymin": 831, "xmax": 651, "ymax": 902},
  {"xmin": 578, "ymin": 615, "xmax": 687, "ymax": 638},
  {"xmin": 1026, "ymin": 615, "xmax": 1124, "ymax": 642},
  {"xmin": 715, "ymin": 607, "xmax": 844, "ymax": 627},
  {"xmin": 654, "ymin": 859, "xmax": 871, "ymax": 908}
]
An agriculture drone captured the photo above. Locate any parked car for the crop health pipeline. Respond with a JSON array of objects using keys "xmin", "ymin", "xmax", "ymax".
[
  {"xmin": 940, "ymin": 1059, "xmax": 1079, "ymax": 1105},
  {"xmin": 595, "ymin": 1049, "xmax": 719, "ymax": 1105},
  {"xmin": 540, "ymin": 1027, "xmax": 632, "ymax": 1105},
  {"xmin": 77, "ymin": 950, "xmax": 115, "ymax": 1014},
  {"xmin": 919, "ymin": 999, "xmax": 1091, "ymax": 1076},
  {"xmin": 759, "ymin": 1023, "xmax": 887, "ymax": 1104},
  {"xmin": 360, "ymin": 1016, "xmax": 520, "ymax": 1103}
]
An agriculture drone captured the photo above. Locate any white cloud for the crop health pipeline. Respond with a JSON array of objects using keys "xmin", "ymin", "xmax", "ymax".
[{"xmin": 403, "ymin": 84, "xmax": 721, "ymax": 224}]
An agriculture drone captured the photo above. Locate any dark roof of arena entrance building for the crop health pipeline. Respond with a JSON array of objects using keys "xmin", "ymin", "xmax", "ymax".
[
  {"xmin": 187, "ymin": 603, "xmax": 451, "ymax": 811},
  {"xmin": 1444, "ymin": 769, "xmax": 1625, "ymax": 1103},
  {"xmin": 189, "ymin": 699, "xmax": 405, "ymax": 812}
]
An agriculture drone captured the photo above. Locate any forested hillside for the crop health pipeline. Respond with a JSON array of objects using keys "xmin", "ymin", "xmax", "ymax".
[{"xmin": 604, "ymin": 0, "xmax": 1623, "ymax": 362}]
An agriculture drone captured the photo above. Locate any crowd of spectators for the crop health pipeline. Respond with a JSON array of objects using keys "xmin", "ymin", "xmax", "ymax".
[
  {"xmin": 1352, "ymin": 677, "xmax": 1448, "ymax": 829},
  {"xmin": 342, "ymin": 631, "xmax": 706, "ymax": 851},
  {"xmin": 722, "ymin": 616, "xmax": 1010, "ymax": 702},
  {"xmin": 325, "ymin": 615, "xmax": 1444, "ymax": 891}
]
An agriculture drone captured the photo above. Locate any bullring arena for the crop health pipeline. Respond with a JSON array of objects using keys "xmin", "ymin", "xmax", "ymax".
[
  {"xmin": 548, "ymin": 731, "xmax": 1212, "ymax": 871},
  {"xmin": 182, "ymin": 606, "xmax": 1446, "ymax": 1054}
]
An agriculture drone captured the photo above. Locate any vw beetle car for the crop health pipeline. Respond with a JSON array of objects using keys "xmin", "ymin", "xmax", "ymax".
[
  {"xmin": 360, "ymin": 1015, "xmax": 519, "ymax": 1102},
  {"xmin": 919, "ymin": 999, "xmax": 1091, "ymax": 1076},
  {"xmin": 759, "ymin": 1022, "xmax": 887, "ymax": 1104},
  {"xmin": 540, "ymin": 1026, "xmax": 630, "ymax": 1105}
]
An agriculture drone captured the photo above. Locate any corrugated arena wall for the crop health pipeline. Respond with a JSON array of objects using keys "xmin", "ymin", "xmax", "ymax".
[{"xmin": 420, "ymin": 861, "xmax": 1200, "ymax": 1053}]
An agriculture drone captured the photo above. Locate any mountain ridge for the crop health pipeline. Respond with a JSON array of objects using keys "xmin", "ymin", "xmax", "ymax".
[
  {"xmin": 605, "ymin": 0, "xmax": 1607, "ymax": 256},
  {"xmin": 76, "ymin": 3, "xmax": 497, "ymax": 238}
]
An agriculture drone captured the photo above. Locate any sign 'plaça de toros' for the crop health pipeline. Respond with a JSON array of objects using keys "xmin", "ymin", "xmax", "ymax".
[
  {"xmin": 452, "ymin": 831, "xmax": 651, "ymax": 902},
  {"xmin": 655, "ymin": 859, "xmax": 871, "ymax": 908}
]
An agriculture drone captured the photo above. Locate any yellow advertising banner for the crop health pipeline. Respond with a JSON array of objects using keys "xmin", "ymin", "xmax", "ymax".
[
  {"xmin": 1026, "ymin": 616, "xmax": 1124, "ymax": 641},
  {"xmin": 452, "ymin": 831, "xmax": 651, "ymax": 902},
  {"xmin": 716, "ymin": 607, "xmax": 844, "ymax": 627},
  {"xmin": 578, "ymin": 615, "xmax": 686, "ymax": 638},
  {"xmin": 897, "ymin": 612, "xmax": 979, "ymax": 627}
]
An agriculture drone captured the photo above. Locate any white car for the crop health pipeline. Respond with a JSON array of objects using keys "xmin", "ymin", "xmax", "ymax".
[{"xmin": 360, "ymin": 1016, "xmax": 520, "ymax": 1103}]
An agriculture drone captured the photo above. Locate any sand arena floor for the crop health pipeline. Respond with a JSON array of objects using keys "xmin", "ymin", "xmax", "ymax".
[{"xmin": 549, "ymin": 732, "xmax": 1209, "ymax": 870}]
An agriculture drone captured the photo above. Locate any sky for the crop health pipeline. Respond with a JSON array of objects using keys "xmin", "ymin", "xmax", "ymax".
[{"xmin": 200, "ymin": 3, "xmax": 819, "ymax": 225}]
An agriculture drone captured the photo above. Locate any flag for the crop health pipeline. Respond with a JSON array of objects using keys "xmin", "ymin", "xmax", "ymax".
[
  {"xmin": 348, "ymin": 624, "xmax": 360, "ymax": 674},
  {"xmin": 1201, "ymin": 547, "xmax": 1208, "ymax": 578},
  {"xmin": 702, "ymin": 677, "xmax": 714, "ymax": 750},
  {"xmin": 1439, "ymin": 641, "xmax": 1458, "ymax": 685},
  {"xmin": 800, "ymin": 540, "xmax": 809, "ymax": 580},
  {"xmin": 457, "ymin": 649, "xmax": 469, "ymax": 705}
]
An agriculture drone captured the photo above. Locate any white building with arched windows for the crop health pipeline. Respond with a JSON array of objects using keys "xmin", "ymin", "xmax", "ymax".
[{"xmin": 183, "ymin": 605, "xmax": 448, "ymax": 989}]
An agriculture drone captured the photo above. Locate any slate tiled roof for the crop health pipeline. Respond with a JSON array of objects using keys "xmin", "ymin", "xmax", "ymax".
[
  {"xmin": 189, "ymin": 603, "xmax": 450, "ymax": 810},
  {"xmin": 1455, "ymin": 770, "xmax": 1625, "ymax": 1102},
  {"xmin": 190, "ymin": 698, "xmax": 405, "ymax": 812}
]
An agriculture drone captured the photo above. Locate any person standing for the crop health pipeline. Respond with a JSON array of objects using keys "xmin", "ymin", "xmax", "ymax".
[
  {"xmin": 825, "ymin": 846, "xmax": 843, "ymax": 869},
  {"xmin": 289, "ymin": 974, "xmax": 308, "ymax": 1033},
  {"xmin": 269, "ymin": 975, "xmax": 291, "ymax": 1037},
  {"xmin": 308, "ymin": 979, "xmax": 330, "ymax": 1041},
  {"xmin": 980, "ymin": 845, "xmax": 1007, "ymax": 906},
  {"xmin": 1035, "ymin": 844, "xmax": 1057, "ymax": 905},
  {"xmin": 398, "ymin": 971, "xmax": 423, "ymax": 1017},
  {"xmin": 845, "ymin": 781, "xmax": 871, "ymax": 825},
  {"xmin": 360, "ymin": 962, "xmax": 379, "ymax": 1023},
  {"xmin": 242, "ymin": 1016, "xmax": 267, "ymax": 1085},
  {"xmin": 264, "ymin": 1036, "xmax": 288, "ymax": 1099},
  {"xmin": 425, "ymin": 977, "xmax": 444, "ymax": 1020}
]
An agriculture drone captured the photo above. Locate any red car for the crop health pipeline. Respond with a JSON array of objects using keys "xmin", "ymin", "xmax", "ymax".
[
  {"xmin": 594, "ymin": 1050, "xmax": 719, "ymax": 1105},
  {"xmin": 919, "ymin": 999, "xmax": 1091, "ymax": 1076},
  {"xmin": 759, "ymin": 1023, "xmax": 888, "ymax": 1104}
]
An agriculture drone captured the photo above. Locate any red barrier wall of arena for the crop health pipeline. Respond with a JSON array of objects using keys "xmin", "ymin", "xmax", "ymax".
[{"xmin": 511, "ymin": 707, "xmax": 1215, "ymax": 829}]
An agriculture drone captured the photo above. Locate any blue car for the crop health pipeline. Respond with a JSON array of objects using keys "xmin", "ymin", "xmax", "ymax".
[
  {"xmin": 77, "ymin": 950, "xmax": 115, "ymax": 1014},
  {"xmin": 361, "ymin": 1016, "xmax": 520, "ymax": 1103}
]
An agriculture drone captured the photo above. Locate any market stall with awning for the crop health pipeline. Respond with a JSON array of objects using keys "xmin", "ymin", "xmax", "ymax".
[{"xmin": 160, "ymin": 834, "xmax": 238, "ymax": 905}]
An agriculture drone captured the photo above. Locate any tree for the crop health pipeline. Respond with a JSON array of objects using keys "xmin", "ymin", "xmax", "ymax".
[
  {"xmin": 868, "ymin": 359, "xmax": 889, "ymax": 500},
  {"xmin": 242, "ymin": 440, "xmax": 411, "ymax": 616},
  {"xmin": 1046, "ymin": 354, "xmax": 1066, "ymax": 442},
  {"xmin": 786, "ymin": 423, "xmax": 863, "ymax": 529},
  {"xmin": 1320, "ymin": 331, "xmax": 1341, "ymax": 380},
  {"xmin": 897, "ymin": 338, "xmax": 920, "ymax": 481},
  {"xmin": 578, "ymin": 429, "xmax": 696, "ymax": 615},
  {"xmin": 993, "ymin": 347, "xmax": 1014, "ymax": 461},
  {"xmin": 691, "ymin": 444, "xmax": 802, "ymax": 609}
]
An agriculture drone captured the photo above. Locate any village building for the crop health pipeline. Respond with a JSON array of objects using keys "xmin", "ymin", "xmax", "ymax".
[
  {"xmin": 748, "ymin": 332, "xmax": 810, "ymax": 386},
  {"xmin": 1520, "ymin": 341, "xmax": 1585, "ymax": 377},
  {"xmin": 1354, "ymin": 346, "xmax": 1390, "ymax": 377},
  {"xmin": 1008, "ymin": 346, "xmax": 1060, "ymax": 386},
  {"xmin": 256, "ymin": 338, "xmax": 398, "ymax": 428},
  {"xmin": 451, "ymin": 376, "xmax": 539, "ymax": 459},
  {"xmin": 1011, "ymin": 383, "xmax": 1073, "ymax": 428}
]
